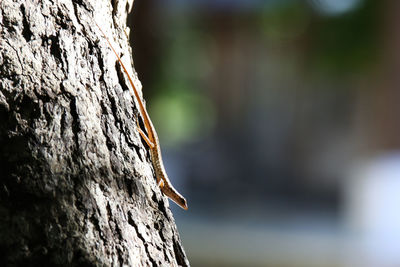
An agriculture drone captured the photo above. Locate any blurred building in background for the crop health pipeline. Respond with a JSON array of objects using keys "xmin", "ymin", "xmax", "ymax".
[{"xmin": 129, "ymin": 0, "xmax": 400, "ymax": 266}]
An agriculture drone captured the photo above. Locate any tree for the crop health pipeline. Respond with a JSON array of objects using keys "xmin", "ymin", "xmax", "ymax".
[{"xmin": 0, "ymin": 0, "xmax": 189, "ymax": 266}]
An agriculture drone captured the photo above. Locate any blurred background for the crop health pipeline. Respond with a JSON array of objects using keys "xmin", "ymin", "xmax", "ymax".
[{"xmin": 128, "ymin": 0, "xmax": 400, "ymax": 266}]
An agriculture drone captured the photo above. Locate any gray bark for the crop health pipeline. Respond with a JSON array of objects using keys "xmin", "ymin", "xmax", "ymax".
[{"xmin": 0, "ymin": 0, "xmax": 189, "ymax": 266}]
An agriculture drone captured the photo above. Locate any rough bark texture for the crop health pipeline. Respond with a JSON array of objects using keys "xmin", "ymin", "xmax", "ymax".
[{"xmin": 0, "ymin": 0, "xmax": 189, "ymax": 266}]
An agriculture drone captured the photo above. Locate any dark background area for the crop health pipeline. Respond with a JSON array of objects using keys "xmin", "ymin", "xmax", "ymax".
[{"xmin": 129, "ymin": 0, "xmax": 400, "ymax": 266}]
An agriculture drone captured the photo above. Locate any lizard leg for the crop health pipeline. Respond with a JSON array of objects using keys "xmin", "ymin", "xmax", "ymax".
[
  {"xmin": 136, "ymin": 119, "xmax": 155, "ymax": 148},
  {"xmin": 157, "ymin": 177, "xmax": 164, "ymax": 187}
]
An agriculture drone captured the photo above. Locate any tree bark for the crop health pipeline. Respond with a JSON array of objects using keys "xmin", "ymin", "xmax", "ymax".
[{"xmin": 0, "ymin": 0, "xmax": 189, "ymax": 266}]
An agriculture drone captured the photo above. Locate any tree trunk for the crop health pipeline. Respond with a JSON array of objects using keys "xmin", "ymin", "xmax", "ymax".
[{"xmin": 0, "ymin": 0, "xmax": 189, "ymax": 266}]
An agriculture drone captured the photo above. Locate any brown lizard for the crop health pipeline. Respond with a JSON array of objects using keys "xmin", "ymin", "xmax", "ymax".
[{"xmin": 96, "ymin": 23, "xmax": 188, "ymax": 210}]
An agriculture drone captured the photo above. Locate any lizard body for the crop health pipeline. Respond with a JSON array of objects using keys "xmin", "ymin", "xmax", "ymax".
[{"xmin": 96, "ymin": 23, "xmax": 188, "ymax": 210}]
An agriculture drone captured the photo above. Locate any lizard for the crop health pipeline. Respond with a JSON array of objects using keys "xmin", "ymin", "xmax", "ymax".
[{"xmin": 96, "ymin": 23, "xmax": 188, "ymax": 210}]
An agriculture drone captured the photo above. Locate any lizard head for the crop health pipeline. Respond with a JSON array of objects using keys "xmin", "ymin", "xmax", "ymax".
[{"xmin": 160, "ymin": 182, "xmax": 188, "ymax": 210}]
